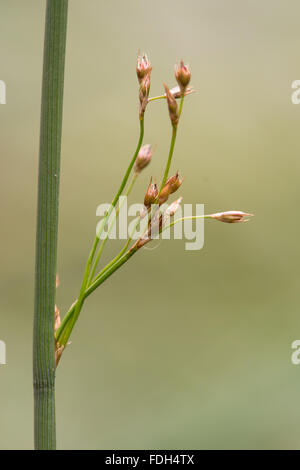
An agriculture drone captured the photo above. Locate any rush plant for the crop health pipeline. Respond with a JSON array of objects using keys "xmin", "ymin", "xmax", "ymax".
[{"xmin": 33, "ymin": 1, "xmax": 252, "ymax": 450}]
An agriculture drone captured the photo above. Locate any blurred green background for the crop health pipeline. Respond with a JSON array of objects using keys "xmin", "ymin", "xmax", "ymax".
[{"xmin": 1, "ymin": 0, "xmax": 300, "ymax": 450}]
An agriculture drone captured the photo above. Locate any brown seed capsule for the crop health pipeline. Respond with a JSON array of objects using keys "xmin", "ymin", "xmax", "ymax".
[
  {"xmin": 163, "ymin": 83, "xmax": 179, "ymax": 127},
  {"xmin": 134, "ymin": 144, "xmax": 153, "ymax": 173},
  {"xmin": 158, "ymin": 185, "xmax": 170, "ymax": 205},
  {"xmin": 165, "ymin": 172, "xmax": 184, "ymax": 194},
  {"xmin": 139, "ymin": 74, "xmax": 151, "ymax": 118},
  {"xmin": 144, "ymin": 177, "xmax": 158, "ymax": 208},
  {"xmin": 210, "ymin": 211, "xmax": 253, "ymax": 223},
  {"xmin": 136, "ymin": 53, "xmax": 152, "ymax": 84},
  {"xmin": 174, "ymin": 60, "xmax": 191, "ymax": 92},
  {"xmin": 158, "ymin": 173, "xmax": 183, "ymax": 204}
]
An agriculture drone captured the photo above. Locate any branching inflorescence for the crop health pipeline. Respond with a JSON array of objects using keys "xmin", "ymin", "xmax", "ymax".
[{"xmin": 54, "ymin": 54, "xmax": 253, "ymax": 365}]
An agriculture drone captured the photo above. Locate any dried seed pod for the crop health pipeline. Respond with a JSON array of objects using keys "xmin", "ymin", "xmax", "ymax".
[
  {"xmin": 134, "ymin": 144, "xmax": 153, "ymax": 173},
  {"xmin": 165, "ymin": 172, "xmax": 184, "ymax": 194},
  {"xmin": 158, "ymin": 172, "xmax": 183, "ymax": 205},
  {"xmin": 144, "ymin": 177, "xmax": 158, "ymax": 208},
  {"xmin": 158, "ymin": 184, "xmax": 172, "ymax": 205},
  {"xmin": 163, "ymin": 83, "xmax": 178, "ymax": 127},
  {"xmin": 210, "ymin": 211, "xmax": 253, "ymax": 223},
  {"xmin": 139, "ymin": 74, "xmax": 151, "ymax": 118},
  {"xmin": 136, "ymin": 53, "xmax": 152, "ymax": 84},
  {"xmin": 174, "ymin": 60, "xmax": 191, "ymax": 93}
]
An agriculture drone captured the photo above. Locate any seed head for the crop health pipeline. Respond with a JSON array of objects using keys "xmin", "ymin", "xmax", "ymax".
[
  {"xmin": 158, "ymin": 172, "xmax": 183, "ymax": 205},
  {"xmin": 165, "ymin": 172, "xmax": 184, "ymax": 194},
  {"xmin": 139, "ymin": 74, "xmax": 151, "ymax": 118},
  {"xmin": 210, "ymin": 211, "xmax": 253, "ymax": 223},
  {"xmin": 144, "ymin": 177, "xmax": 158, "ymax": 208},
  {"xmin": 175, "ymin": 60, "xmax": 191, "ymax": 92},
  {"xmin": 158, "ymin": 184, "xmax": 172, "ymax": 205},
  {"xmin": 163, "ymin": 83, "xmax": 179, "ymax": 127},
  {"xmin": 136, "ymin": 53, "xmax": 152, "ymax": 84},
  {"xmin": 134, "ymin": 144, "xmax": 153, "ymax": 173}
]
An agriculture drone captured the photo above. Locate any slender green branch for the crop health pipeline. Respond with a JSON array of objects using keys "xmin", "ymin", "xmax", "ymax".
[
  {"xmin": 33, "ymin": 0, "xmax": 68, "ymax": 450},
  {"xmin": 57, "ymin": 212, "xmax": 206, "ymax": 346},
  {"xmin": 91, "ymin": 206, "xmax": 146, "ymax": 285},
  {"xmin": 58, "ymin": 119, "xmax": 144, "ymax": 347},
  {"xmin": 56, "ymin": 246, "xmax": 138, "ymax": 346},
  {"xmin": 178, "ymin": 94, "xmax": 184, "ymax": 118},
  {"xmin": 159, "ymin": 95, "xmax": 184, "ymax": 192},
  {"xmin": 148, "ymin": 95, "xmax": 166, "ymax": 102},
  {"xmin": 56, "ymin": 208, "xmax": 146, "ymax": 344},
  {"xmin": 88, "ymin": 172, "xmax": 138, "ymax": 285},
  {"xmin": 159, "ymin": 125, "xmax": 178, "ymax": 191},
  {"xmin": 96, "ymin": 118, "xmax": 144, "ymax": 241},
  {"xmin": 162, "ymin": 214, "xmax": 209, "ymax": 233}
]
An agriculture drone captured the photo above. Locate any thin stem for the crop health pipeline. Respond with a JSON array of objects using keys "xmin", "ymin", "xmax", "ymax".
[
  {"xmin": 91, "ymin": 207, "xmax": 144, "ymax": 285},
  {"xmin": 60, "ymin": 237, "xmax": 98, "ymax": 346},
  {"xmin": 159, "ymin": 125, "xmax": 178, "ymax": 192},
  {"xmin": 56, "ymin": 246, "xmax": 138, "ymax": 346},
  {"xmin": 148, "ymin": 95, "xmax": 166, "ymax": 102},
  {"xmin": 88, "ymin": 172, "xmax": 138, "ymax": 285},
  {"xmin": 56, "ymin": 210, "xmax": 145, "ymax": 344},
  {"xmin": 58, "ymin": 119, "xmax": 144, "ymax": 346},
  {"xmin": 178, "ymin": 93, "xmax": 184, "ymax": 118},
  {"xmin": 33, "ymin": 0, "xmax": 68, "ymax": 450},
  {"xmin": 159, "ymin": 95, "xmax": 184, "ymax": 193},
  {"xmin": 57, "ymin": 214, "xmax": 209, "ymax": 345},
  {"xmin": 161, "ymin": 215, "xmax": 210, "ymax": 234},
  {"xmin": 96, "ymin": 118, "xmax": 144, "ymax": 241}
]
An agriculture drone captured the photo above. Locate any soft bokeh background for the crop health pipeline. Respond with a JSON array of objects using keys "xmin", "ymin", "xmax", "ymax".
[{"xmin": 1, "ymin": 0, "xmax": 300, "ymax": 449}]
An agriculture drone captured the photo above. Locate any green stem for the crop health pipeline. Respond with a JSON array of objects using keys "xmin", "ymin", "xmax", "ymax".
[
  {"xmin": 57, "ymin": 213, "xmax": 210, "ymax": 344},
  {"xmin": 178, "ymin": 93, "xmax": 184, "ymax": 118},
  {"xmin": 57, "ymin": 209, "xmax": 145, "ymax": 344},
  {"xmin": 61, "ymin": 237, "xmax": 98, "ymax": 346},
  {"xmin": 56, "ymin": 246, "xmax": 138, "ymax": 346},
  {"xmin": 88, "ymin": 172, "xmax": 138, "ymax": 285},
  {"xmin": 161, "ymin": 214, "xmax": 209, "ymax": 233},
  {"xmin": 159, "ymin": 125, "xmax": 178, "ymax": 192},
  {"xmin": 159, "ymin": 94, "xmax": 184, "ymax": 192},
  {"xmin": 33, "ymin": 0, "xmax": 68, "ymax": 450},
  {"xmin": 96, "ymin": 118, "xmax": 144, "ymax": 241},
  {"xmin": 148, "ymin": 95, "xmax": 166, "ymax": 102},
  {"xmin": 58, "ymin": 119, "xmax": 144, "ymax": 346}
]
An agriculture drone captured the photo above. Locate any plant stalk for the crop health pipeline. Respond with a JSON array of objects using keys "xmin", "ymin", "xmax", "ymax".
[
  {"xmin": 33, "ymin": 0, "xmax": 68, "ymax": 450},
  {"xmin": 59, "ymin": 118, "xmax": 144, "ymax": 345}
]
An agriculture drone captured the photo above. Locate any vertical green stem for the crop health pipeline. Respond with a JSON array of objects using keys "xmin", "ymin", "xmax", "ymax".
[
  {"xmin": 159, "ymin": 125, "xmax": 177, "ymax": 191},
  {"xmin": 33, "ymin": 0, "xmax": 68, "ymax": 450},
  {"xmin": 159, "ymin": 94, "xmax": 184, "ymax": 192}
]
